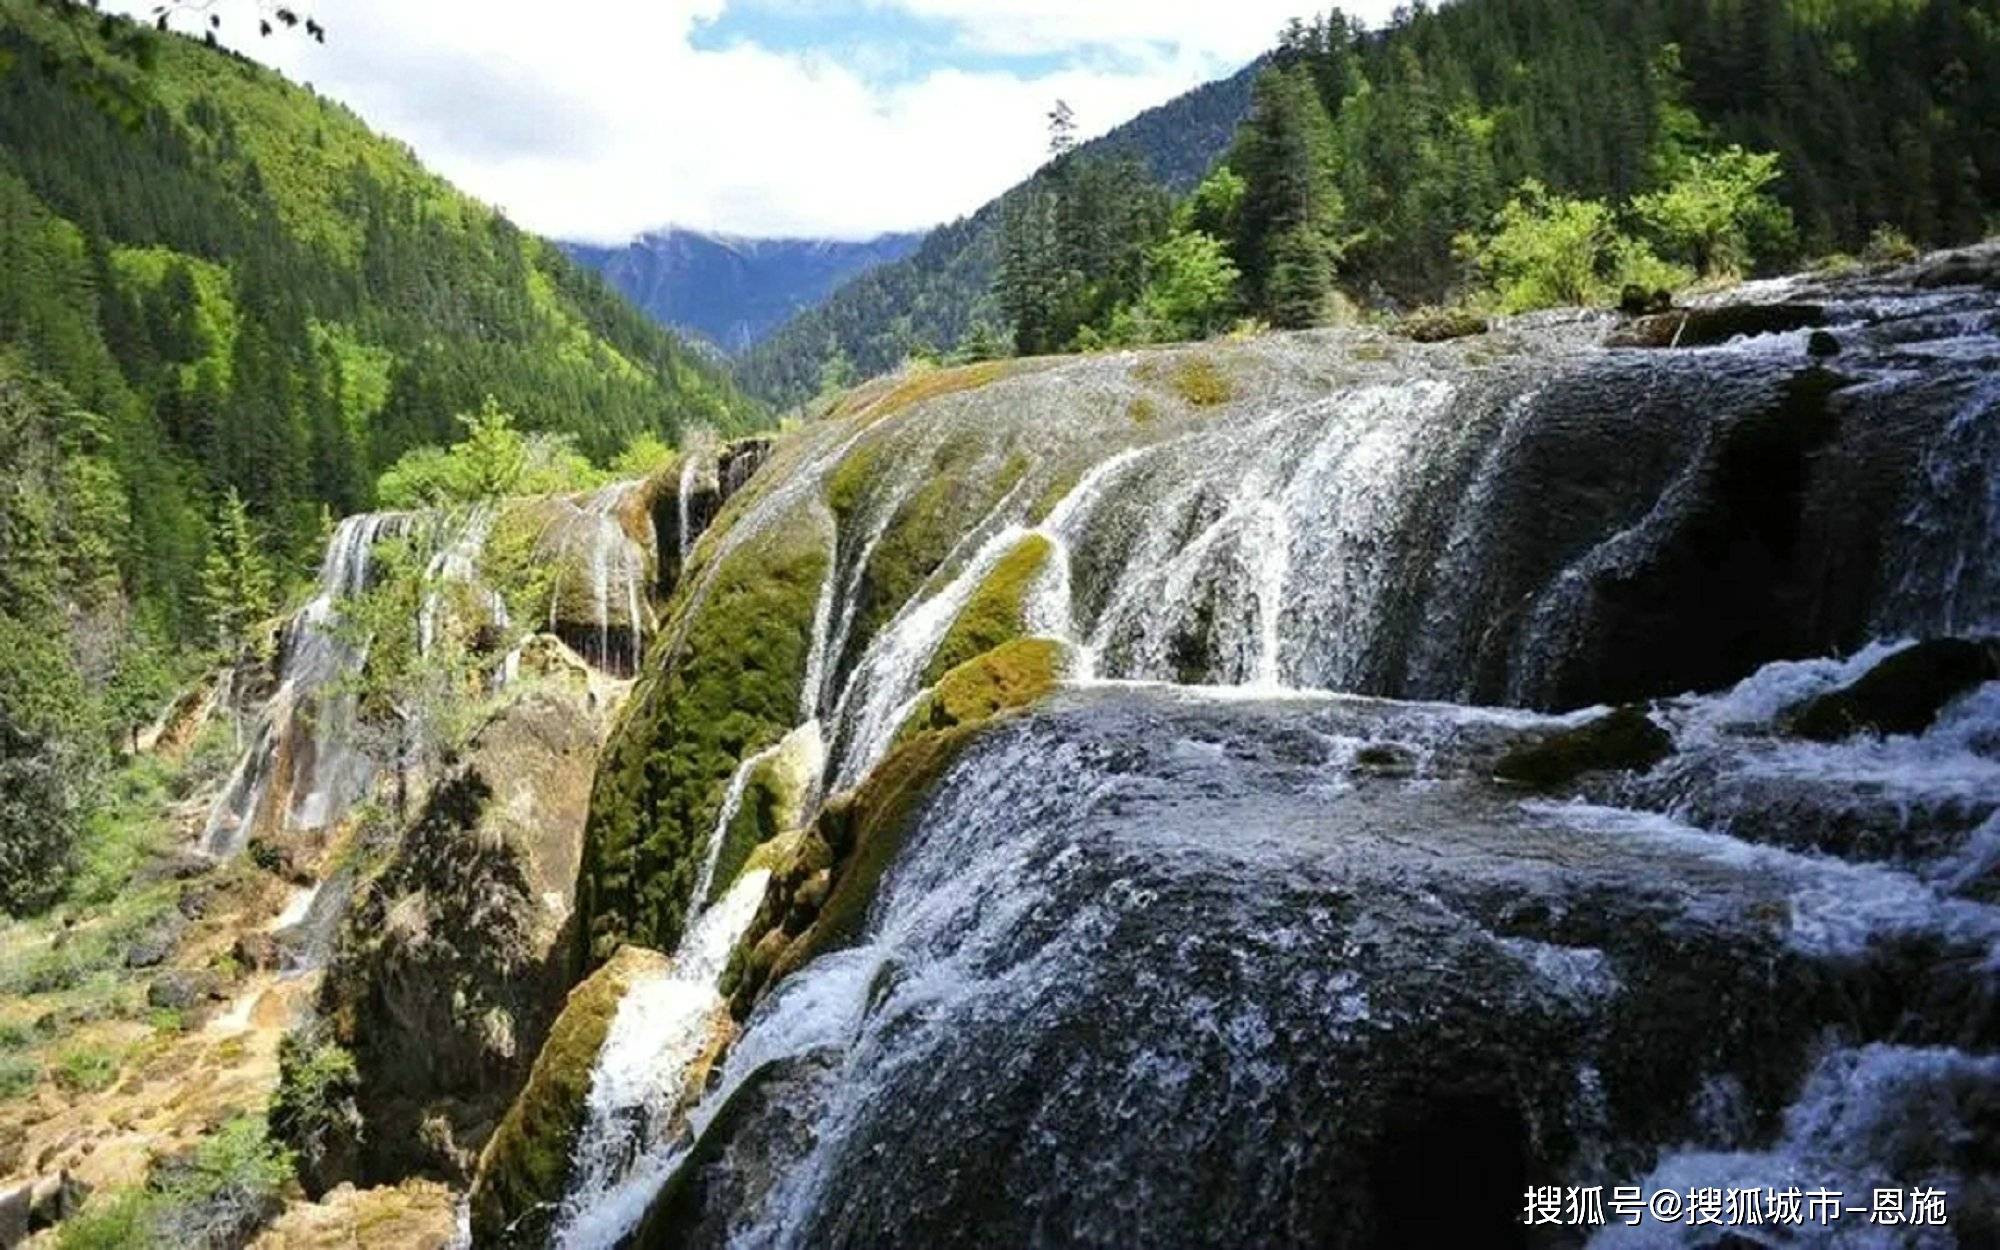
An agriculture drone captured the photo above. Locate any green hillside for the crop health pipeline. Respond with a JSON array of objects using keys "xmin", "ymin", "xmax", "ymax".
[
  {"xmin": 984, "ymin": 0, "xmax": 2000, "ymax": 350},
  {"xmin": 0, "ymin": 1, "xmax": 760, "ymax": 913},
  {"xmin": 0, "ymin": 0, "xmax": 756, "ymax": 628}
]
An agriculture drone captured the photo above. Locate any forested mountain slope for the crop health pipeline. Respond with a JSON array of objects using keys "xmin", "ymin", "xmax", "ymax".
[
  {"xmin": 1253, "ymin": 0, "xmax": 2000, "ymax": 305},
  {"xmin": 732, "ymin": 60, "xmax": 1261, "ymax": 408},
  {"xmin": 0, "ymin": 0, "xmax": 758, "ymax": 916},
  {"xmin": 564, "ymin": 229, "xmax": 924, "ymax": 355},
  {"xmin": 0, "ymin": 0, "xmax": 754, "ymax": 628}
]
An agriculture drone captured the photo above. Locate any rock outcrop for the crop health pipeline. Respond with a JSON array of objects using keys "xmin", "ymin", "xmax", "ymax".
[
  {"xmin": 314, "ymin": 673, "xmax": 610, "ymax": 1189},
  {"xmin": 1782, "ymin": 637, "xmax": 1998, "ymax": 741}
]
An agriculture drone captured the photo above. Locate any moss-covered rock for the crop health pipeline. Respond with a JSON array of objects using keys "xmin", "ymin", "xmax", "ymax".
[
  {"xmin": 578, "ymin": 511, "xmax": 831, "ymax": 963},
  {"xmin": 313, "ymin": 682, "xmax": 606, "ymax": 1190},
  {"xmin": 1492, "ymin": 705, "xmax": 1673, "ymax": 791},
  {"xmin": 704, "ymin": 722, "xmax": 824, "ymax": 912},
  {"xmin": 467, "ymin": 945, "xmax": 668, "ymax": 1248},
  {"xmin": 1783, "ymin": 638, "xmax": 1999, "ymax": 742},
  {"xmin": 1393, "ymin": 306, "xmax": 1489, "ymax": 343},
  {"xmin": 826, "ymin": 437, "xmax": 1031, "ymax": 684},
  {"xmin": 922, "ymin": 535, "xmax": 1052, "ymax": 686},
  {"xmin": 910, "ymin": 639, "xmax": 1068, "ymax": 737},
  {"xmin": 730, "ymin": 641, "xmax": 1068, "ymax": 1019}
]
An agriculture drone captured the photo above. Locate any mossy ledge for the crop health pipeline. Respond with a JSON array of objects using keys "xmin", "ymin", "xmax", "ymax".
[
  {"xmin": 577, "ymin": 510, "xmax": 831, "ymax": 964},
  {"xmin": 921, "ymin": 533, "xmax": 1053, "ymax": 686},
  {"xmin": 824, "ymin": 433, "xmax": 1031, "ymax": 685},
  {"xmin": 723, "ymin": 640, "xmax": 1069, "ymax": 1019},
  {"xmin": 468, "ymin": 945, "xmax": 668, "ymax": 1248}
]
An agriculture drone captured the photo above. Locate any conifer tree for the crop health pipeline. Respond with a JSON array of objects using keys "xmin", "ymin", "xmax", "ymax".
[{"xmin": 199, "ymin": 486, "xmax": 277, "ymax": 661}]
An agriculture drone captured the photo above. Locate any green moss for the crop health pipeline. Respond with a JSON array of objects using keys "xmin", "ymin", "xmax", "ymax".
[
  {"xmin": 1128, "ymin": 395, "xmax": 1160, "ymax": 425},
  {"xmin": 1493, "ymin": 705, "xmax": 1673, "ymax": 790},
  {"xmin": 1394, "ymin": 305, "xmax": 1490, "ymax": 343},
  {"xmin": 1029, "ymin": 466, "xmax": 1086, "ymax": 524},
  {"xmin": 746, "ymin": 640, "xmax": 1068, "ymax": 1009},
  {"xmin": 921, "ymin": 638, "xmax": 1067, "ymax": 733},
  {"xmin": 777, "ymin": 729, "xmax": 976, "ymax": 979},
  {"xmin": 470, "ymin": 947, "xmax": 667, "ymax": 1248},
  {"xmin": 578, "ymin": 513, "xmax": 830, "ymax": 962},
  {"xmin": 832, "ymin": 440, "xmax": 1029, "ymax": 680},
  {"xmin": 1169, "ymin": 355, "xmax": 1232, "ymax": 407},
  {"xmin": 922, "ymin": 534, "xmax": 1052, "ymax": 686},
  {"xmin": 705, "ymin": 757, "xmax": 787, "ymax": 910}
]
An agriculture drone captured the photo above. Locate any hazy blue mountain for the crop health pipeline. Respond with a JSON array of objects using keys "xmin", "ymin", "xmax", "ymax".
[{"xmin": 564, "ymin": 229, "xmax": 925, "ymax": 354}]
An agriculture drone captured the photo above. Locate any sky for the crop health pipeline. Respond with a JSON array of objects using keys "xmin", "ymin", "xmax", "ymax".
[{"xmin": 107, "ymin": 0, "xmax": 1396, "ymax": 245}]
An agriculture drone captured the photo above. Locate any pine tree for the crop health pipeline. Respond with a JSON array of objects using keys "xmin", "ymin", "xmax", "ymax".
[
  {"xmin": 1230, "ymin": 65, "xmax": 1345, "ymax": 327},
  {"xmin": 199, "ymin": 486, "xmax": 277, "ymax": 660}
]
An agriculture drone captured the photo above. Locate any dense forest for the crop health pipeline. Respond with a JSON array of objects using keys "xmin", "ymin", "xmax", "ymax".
[
  {"xmin": 731, "ymin": 62, "xmax": 1262, "ymax": 408},
  {"xmin": 993, "ymin": 0, "xmax": 2000, "ymax": 349},
  {"xmin": 0, "ymin": 1, "xmax": 754, "ymax": 911}
]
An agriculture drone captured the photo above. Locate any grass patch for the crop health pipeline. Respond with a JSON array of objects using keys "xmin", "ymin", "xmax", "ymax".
[
  {"xmin": 54, "ymin": 1042, "xmax": 123, "ymax": 1093},
  {"xmin": 57, "ymin": 1115, "xmax": 293, "ymax": 1250},
  {"xmin": 1128, "ymin": 395, "xmax": 1159, "ymax": 425}
]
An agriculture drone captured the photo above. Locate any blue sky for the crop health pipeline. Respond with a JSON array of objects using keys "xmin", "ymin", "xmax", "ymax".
[{"xmin": 109, "ymin": 1, "xmax": 1398, "ymax": 242}]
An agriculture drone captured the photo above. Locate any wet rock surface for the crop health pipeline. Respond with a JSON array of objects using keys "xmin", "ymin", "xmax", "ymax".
[
  {"xmin": 631, "ymin": 682, "xmax": 1999, "ymax": 1249},
  {"xmin": 1783, "ymin": 636, "xmax": 1999, "ymax": 742}
]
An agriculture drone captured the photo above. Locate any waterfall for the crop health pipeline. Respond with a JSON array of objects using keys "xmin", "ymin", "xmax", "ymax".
[
  {"xmin": 678, "ymin": 451, "xmax": 703, "ymax": 570},
  {"xmin": 541, "ymin": 480, "xmax": 655, "ymax": 677},
  {"xmin": 689, "ymin": 741, "xmax": 784, "ymax": 913},
  {"xmin": 202, "ymin": 511, "xmax": 408, "ymax": 857},
  {"xmin": 611, "ymin": 655, "xmax": 2000, "ymax": 1247},
  {"xmin": 550, "ymin": 868, "xmax": 774, "ymax": 1250},
  {"xmin": 560, "ymin": 261, "xmax": 2000, "ymax": 1246}
]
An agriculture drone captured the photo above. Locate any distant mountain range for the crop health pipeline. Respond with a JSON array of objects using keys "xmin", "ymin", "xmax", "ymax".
[
  {"xmin": 732, "ymin": 60, "xmax": 1263, "ymax": 408},
  {"xmin": 563, "ymin": 230, "xmax": 924, "ymax": 355}
]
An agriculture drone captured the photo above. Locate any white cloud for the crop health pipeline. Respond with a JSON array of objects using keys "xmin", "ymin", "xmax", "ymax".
[{"xmin": 107, "ymin": 1, "xmax": 1397, "ymax": 243}]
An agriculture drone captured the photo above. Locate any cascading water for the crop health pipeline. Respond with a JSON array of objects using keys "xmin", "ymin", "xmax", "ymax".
[
  {"xmin": 552, "ymin": 869, "xmax": 775, "ymax": 1250},
  {"xmin": 544, "ymin": 481, "xmax": 655, "ymax": 677},
  {"xmin": 202, "ymin": 511, "xmax": 408, "ymax": 857},
  {"xmin": 558, "ymin": 253, "xmax": 2000, "ymax": 1248}
]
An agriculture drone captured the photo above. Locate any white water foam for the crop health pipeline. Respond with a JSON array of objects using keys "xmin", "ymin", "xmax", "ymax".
[{"xmin": 552, "ymin": 868, "xmax": 773, "ymax": 1250}]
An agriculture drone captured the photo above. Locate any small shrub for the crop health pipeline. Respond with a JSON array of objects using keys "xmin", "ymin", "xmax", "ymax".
[
  {"xmin": 1861, "ymin": 224, "xmax": 1919, "ymax": 267},
  {"xmin": 270, "ymin": 1028, "xmax": 361, "ymax": 1180},
  {"xmin": 56, "ymin": 1190, "xmax": 159, "ymax": 1250},
  {"xmin": 1128, "ymin": 395, "xmax": 1159, "ymax": 425},
  {"xmin": 0, "ymin": 1053, "xmax": 36, "ymax": 1101},
  {"xmin": 54, "ymin": 1043, "xmax": 121, "ymax": 1093}
]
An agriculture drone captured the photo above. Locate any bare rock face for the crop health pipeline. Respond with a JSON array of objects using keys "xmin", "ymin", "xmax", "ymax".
[
  {"xmin": 251, "ymin": 1180, "xmax": 460, "ymax": 1250},
  {"xmin": 314, "ymin": 677, "xmax": 612, "ymax": 1190}
]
